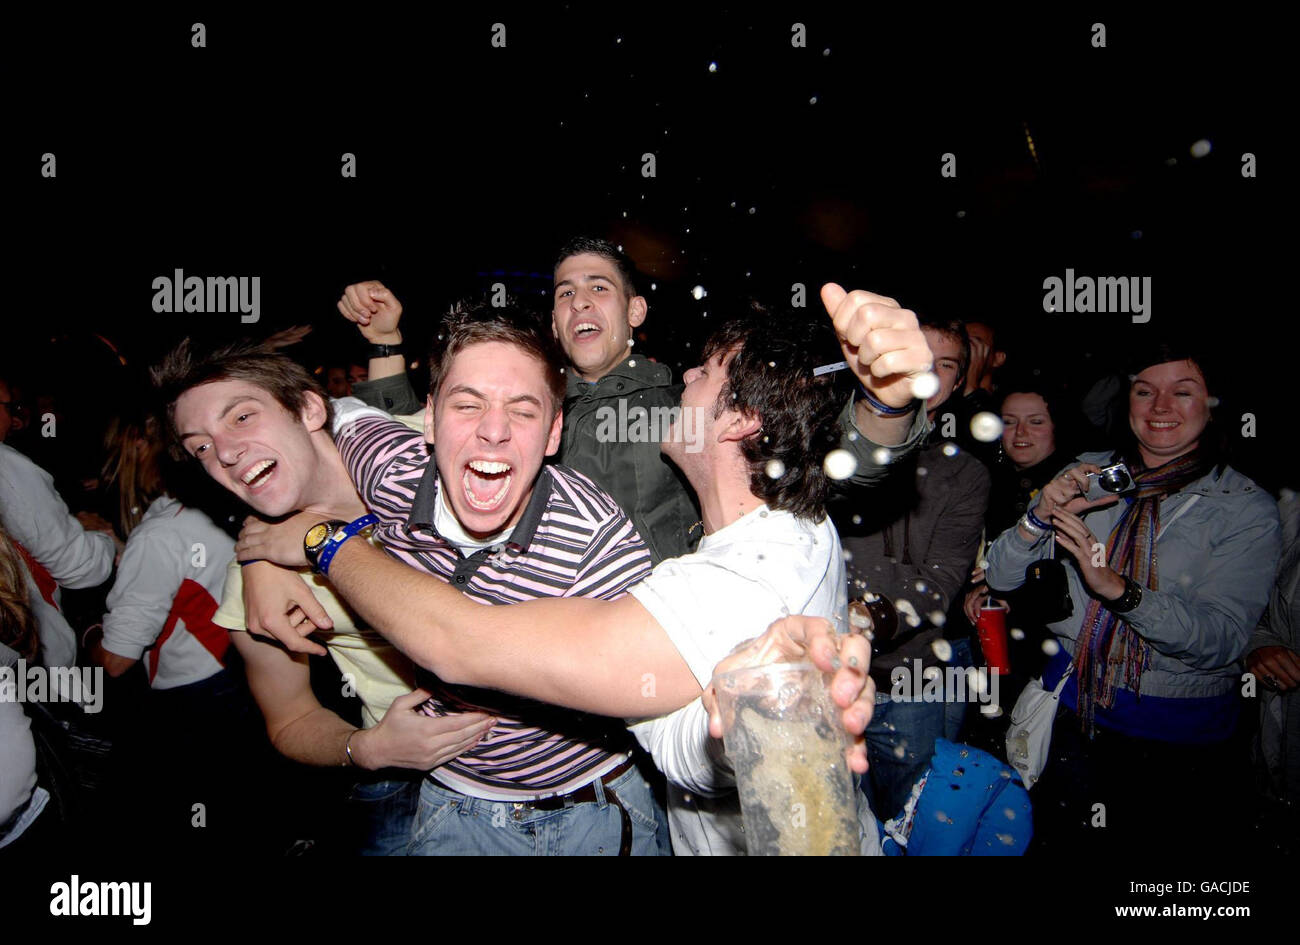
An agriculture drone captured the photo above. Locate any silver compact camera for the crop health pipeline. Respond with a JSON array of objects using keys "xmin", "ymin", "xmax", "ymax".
[{"xmin": 1084, "ymin": 462, "xmax": 1136, "ymax": 502}]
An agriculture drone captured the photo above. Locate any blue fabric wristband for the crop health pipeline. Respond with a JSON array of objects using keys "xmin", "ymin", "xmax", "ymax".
[
  {"xmin": 856, "ymin": 381, "xmax": 918, "ymax": 418},
  {"xmin": 317, "ymin": 514, "xmax": 378, "ymax": 576}
]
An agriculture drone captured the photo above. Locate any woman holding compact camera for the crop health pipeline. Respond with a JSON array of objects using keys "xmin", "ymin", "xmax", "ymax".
[{"xmin": 985, "ymin": 344, "xmax": 1281, "ymax": 856}]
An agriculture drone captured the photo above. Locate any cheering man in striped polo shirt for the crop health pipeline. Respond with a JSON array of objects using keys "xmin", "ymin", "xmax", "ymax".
[
  {"xmin": 240, "ymin": 285, "xmax": 935, "ymax": 853},
  {"xmin": 236, "ymin": 300, "xmax": 670, "ymax": 855}
]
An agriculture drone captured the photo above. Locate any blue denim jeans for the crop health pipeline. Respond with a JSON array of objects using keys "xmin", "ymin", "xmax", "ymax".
[
  {"xmin": 409, "ymin": 763, "xmax": 670, "ymax": 856},
  {"xmin": 863, "ymin": 697, "xmax": 947, "ymax": 822},
  {"xmin": 865, "ymin": 637, "xmax": 978, "ymax": 821},
  {"xmin": 346, "ymin": 773, "xmax": 422, "ymax": 856},
  {"xmin": 943, "ymin": 637, "xmax": 974, "ymax": 743}
]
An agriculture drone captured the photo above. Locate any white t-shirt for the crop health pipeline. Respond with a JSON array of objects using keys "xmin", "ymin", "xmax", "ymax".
[
  {"xmin": 628, "ymin": 504, "xmax": 877, "ymax": 856},
  {"xmin": 102, "ymin": 496, "xmax": 236, "ymax": 689}
]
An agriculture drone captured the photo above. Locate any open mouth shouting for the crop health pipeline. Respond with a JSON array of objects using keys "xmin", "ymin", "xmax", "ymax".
[
  {"xmin": 571, "ymin": 321, "xmax": 603, "ymax": 344},
  {"xmin": 463, "ymin": 458, "xmax": 513, "ymax": 511},
  {"xmin": 239, "ymin": 459, "xmax": 277, "ymax": 491}
]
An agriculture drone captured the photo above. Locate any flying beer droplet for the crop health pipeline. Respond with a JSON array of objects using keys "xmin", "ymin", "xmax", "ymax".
[
  {"xmin": 765, "ymin": 459, "xmax": 786, "ymax": 479},
  {"xmin": 823, "ymin": 449, "xmax": 858, "ymax": 480},
  {"xmin": 931, "ymin": 639, "xmax": 953, "ymax": 663},
  {"xmin": 970, "ymin": 412, "xmax": 1004, "ymax": 443},
  {"xmin": 910, "ymin": 371, "xmax": 940, "ymax": 400},
  {"xmin": 1041, "ymin": 639, "xmax": 1061, "ymax": 656}
]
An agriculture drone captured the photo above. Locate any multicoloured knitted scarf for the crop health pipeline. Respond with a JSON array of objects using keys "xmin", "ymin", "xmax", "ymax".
[{"xmin": 1074, "ymin": 450, "xmax": 1212, "ymax": 734}]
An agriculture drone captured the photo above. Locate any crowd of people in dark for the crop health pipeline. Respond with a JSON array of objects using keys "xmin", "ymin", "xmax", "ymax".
[{"xmin": 1, "ymin": 237, "xmax": 1294, "ymax": 858}]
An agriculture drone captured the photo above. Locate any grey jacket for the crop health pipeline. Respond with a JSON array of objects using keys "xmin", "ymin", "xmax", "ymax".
[
  {"xmin": 1248, "ymin": 502, "xmax": 1300, "ymax": 802},
  {"xmin": 985, "ymin": 451, "xmax": 1281, "ymax": 700}
]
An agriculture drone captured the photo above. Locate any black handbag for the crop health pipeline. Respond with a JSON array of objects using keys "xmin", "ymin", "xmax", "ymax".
[{"xmin": 1018, "ymin": 552, "xmax": 1073, "ymax": 624}]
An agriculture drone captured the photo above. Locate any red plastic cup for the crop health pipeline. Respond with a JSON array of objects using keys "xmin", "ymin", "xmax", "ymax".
[{"xmin": 976, "ymin": 601, "xmax": 1011, "ymax": 675}]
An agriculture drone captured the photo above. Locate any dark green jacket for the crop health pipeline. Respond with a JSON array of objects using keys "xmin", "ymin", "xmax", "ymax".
[{"xmin": 560, "ymin": 356, "xmax": 700, "ymax": 564}]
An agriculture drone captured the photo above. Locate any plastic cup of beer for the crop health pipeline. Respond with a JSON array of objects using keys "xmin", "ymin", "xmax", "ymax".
[
  {"xmin": 976, "ymin": 600, "xmax": 1011, "ymax": 675},
  {"xmin": 712, "ymin": 661, "xmax": 860, "ymax": 856}
]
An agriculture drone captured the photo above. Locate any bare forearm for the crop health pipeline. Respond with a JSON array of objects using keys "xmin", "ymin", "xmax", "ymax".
[
  {"xmin": 325, "ymin": 538, "xmax": 700, "ymax": 717},
  {"xmin": 90, "ymin": 642, "xmax": 136, "ymax": 678},
  {"xmin": 268, "ymin": 706, "xmax": 357, "ymax": 768}
]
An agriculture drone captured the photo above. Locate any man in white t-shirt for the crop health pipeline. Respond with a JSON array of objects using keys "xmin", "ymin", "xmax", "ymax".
[{"xmin": 240, "ymin": 285, "xmax": 935, "ymax": 853}]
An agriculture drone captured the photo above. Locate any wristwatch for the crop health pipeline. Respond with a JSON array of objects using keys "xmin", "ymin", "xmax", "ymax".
[
  {"xmin": 304, "ymin": 515, "xmax": 378, "ymax": 575},
  {"xmin": 304, "ymin": 520, "xmax": 348, "ymax": 573},
  {"xmin": 368, "ymin": 342, "xmax": 403, "ymax": 359}
]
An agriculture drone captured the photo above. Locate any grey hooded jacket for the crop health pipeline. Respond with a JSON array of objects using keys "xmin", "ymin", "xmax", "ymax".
[{"xmin": 986, "ymin": 451, "xmax": 1281, "ymax": 700}]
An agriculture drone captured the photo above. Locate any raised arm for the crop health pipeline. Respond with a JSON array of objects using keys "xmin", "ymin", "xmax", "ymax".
[
  {"xmin": 338, "ymin": 280, "xmax": 425, "ymax": 415},
  {"xmin": 821, "ymin": 283, "xmax": 932, "ymax": 458}
]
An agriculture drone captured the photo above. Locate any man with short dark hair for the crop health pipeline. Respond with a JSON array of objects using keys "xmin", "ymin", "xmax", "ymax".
[{"xmin": 337, "ymin": 241, "xmax": 701, "ymax": 564}]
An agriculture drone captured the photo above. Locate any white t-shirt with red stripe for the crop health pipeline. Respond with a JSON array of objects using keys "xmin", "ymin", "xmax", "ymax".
[{"xmin": 102, "ymin": 496, "xmax": 235, "ymax": 689}]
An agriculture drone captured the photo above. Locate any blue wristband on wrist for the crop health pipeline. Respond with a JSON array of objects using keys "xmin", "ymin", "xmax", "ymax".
[
  {"xmin": 1026, "ymin": 508, "xmax": 1052, "ymax": 532},
  {"xmin": 239, "ymin": 558, "xmax": 265, "ymax": 567},
  {"xmin": 316, "ymin": 514, "xmax": 378, "ymax": 576},
  {"xmin": 856, "ymin": 381, "xmax": 918, "ymax": 418}
]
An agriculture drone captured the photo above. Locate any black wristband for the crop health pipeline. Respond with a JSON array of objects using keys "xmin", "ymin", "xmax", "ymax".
[
  {"xmin": 368, "ymin": 342, "xmax": 403, "ymax": 359},
  {"xmin": 1106, "ymin": 577, "xmax": 1143, "ymax": 614}
]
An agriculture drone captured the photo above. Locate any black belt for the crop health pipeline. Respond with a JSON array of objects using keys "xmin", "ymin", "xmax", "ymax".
[{"xmin": 510, "ymin": 756, "xmax": 636, "ymax": 855}]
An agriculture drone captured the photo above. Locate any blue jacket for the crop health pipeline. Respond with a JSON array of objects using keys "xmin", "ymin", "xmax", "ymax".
[
  {"xmin": 880, "ymin": 739, "xmax": 1032, "ymax": 855},
  {"xmin": 986, "ymin": 452, "xmax": 1281, "ymax": 700}
]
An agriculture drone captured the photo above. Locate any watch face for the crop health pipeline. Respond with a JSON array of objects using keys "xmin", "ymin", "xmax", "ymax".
[{"xmin": 305, "ymin": 523, "xmax": 332, "ymax": 549}]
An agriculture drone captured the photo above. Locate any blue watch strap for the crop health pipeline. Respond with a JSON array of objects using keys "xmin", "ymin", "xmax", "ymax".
[{"xmin": 317, "ymin": 514, "xmax": 378, "ymax": 576}]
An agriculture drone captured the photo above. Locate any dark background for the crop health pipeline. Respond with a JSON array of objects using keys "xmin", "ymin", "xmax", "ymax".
[{"xmin": 8, "ymin": 6, "xmax": 1290, "ymax": 492}]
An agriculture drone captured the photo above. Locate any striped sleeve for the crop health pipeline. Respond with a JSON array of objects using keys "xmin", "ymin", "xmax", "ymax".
[
  {"xmin": 549, "ymin": 467, "xmax": 653, "ymax": 600},
  {"xmin": 335, "ymin": 415, "xmax": 429, "ymax": 526}
]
